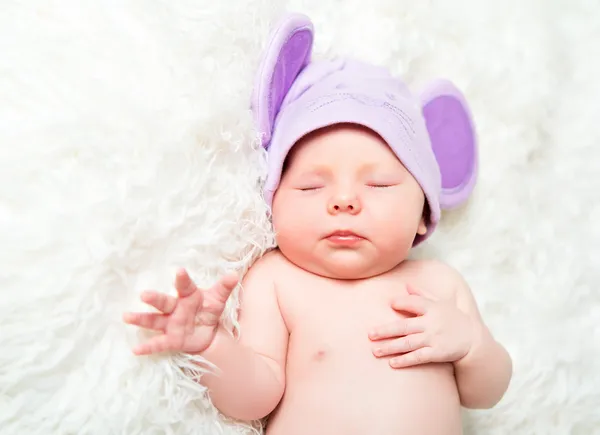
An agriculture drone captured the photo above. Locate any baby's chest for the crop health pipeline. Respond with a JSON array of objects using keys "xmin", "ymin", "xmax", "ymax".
[{"xmin": 279, "ymin": 278, "xmax": 407, "ymax": 352}]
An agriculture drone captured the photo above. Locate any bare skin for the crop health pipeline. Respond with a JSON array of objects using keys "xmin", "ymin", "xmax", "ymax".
[
  {"xmin": 123, "ymin": 125, "xmax": 512, "ymax": 433},
  {"xmin": 124, "ymin": 251, "xmax": 505, "ymax": 434},
  {"xmin": 255, "ymin": 251, "xmax": 464, "ymax": 435}
]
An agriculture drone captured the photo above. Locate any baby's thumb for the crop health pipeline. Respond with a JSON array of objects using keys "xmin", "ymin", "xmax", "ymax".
[
  {"xmin": 212, "ymin": 273, "xmax": 239, "ymax": 304},
  {"xmin": 195, "ymin": 274, "xmax": 239, "ymax": 328}
]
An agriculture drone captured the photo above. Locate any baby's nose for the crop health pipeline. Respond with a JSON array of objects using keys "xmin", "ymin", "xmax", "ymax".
[{"xmin": 328, "ymin": 195, "xmax": 361, "ymax": 215}]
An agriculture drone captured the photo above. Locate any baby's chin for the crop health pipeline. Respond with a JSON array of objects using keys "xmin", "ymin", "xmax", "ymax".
[{"xmin": 284, "ymin": 249, "xmax": 399, "ymax": 280}]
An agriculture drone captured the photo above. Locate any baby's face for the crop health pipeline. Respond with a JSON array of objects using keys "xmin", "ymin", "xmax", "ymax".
[{"xmin": 271, "ymin": 124, "xmax": 427, "ymax": 280}]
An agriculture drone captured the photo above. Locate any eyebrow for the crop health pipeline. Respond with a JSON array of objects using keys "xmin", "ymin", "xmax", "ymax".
[
  {"xmin": 298, "ymin": 162, "xmax": 394, "ymax": 175},
  {"xmin": 296, "ymin": 166, "xmax": 330, "ymax": 177}
]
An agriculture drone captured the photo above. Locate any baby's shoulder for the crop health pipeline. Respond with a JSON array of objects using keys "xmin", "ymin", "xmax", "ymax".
[
  {"xmin": 397, "ymin": 258, "xmax": 468, "ymax": 300},
  {"xmin": 240, "ymin": 249, "xmax": 310, "ymax": 314},
  {"xmin": 234, "ymin": 250, "xmax": 294, "ymax": 315},
  {"xmin": 241, "ymin": 248, "xmax": 293, "ymax": 287},
  {"xmin": 401, "ymin": 258, "xmax": 461, "ymax": 277}
]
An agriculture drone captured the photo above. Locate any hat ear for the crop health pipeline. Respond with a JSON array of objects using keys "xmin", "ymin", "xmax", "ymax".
[
  {"xmin": 251, "ymin": 13, "xmax": 314, "ymax": 149},
  {"xmin": 419, "ymin": 80, "xmax": 478, "ymax": 209}
]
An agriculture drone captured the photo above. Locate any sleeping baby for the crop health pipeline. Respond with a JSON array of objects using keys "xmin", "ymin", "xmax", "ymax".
[{"xmin": 123, "ymin": 13, "xmax": 512, "ymax": 435}]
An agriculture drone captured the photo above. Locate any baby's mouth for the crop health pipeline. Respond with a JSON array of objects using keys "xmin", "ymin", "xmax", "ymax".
[{"xmin": 324, "ymin": 230, "xmax": 365, "ymax": 246}]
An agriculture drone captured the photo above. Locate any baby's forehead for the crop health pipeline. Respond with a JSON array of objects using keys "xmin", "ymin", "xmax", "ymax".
[{"xmin": 285, "ymin": 138, "xmax": 404, "ymax": 175}]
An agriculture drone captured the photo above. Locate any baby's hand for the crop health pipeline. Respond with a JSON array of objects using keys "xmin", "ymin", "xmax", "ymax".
[
  {"xmin": 369, "ymin": 285, "xmax": 477, "ymax": 369},
  {"xmin": 123, "ymin": 269, "xmax": 238, "ymax": 356}
]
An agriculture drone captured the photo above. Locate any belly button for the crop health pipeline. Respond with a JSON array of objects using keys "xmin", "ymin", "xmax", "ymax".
[{"xmin": 313, "ymin": 349, "xmax": 326, "ymax": 361}]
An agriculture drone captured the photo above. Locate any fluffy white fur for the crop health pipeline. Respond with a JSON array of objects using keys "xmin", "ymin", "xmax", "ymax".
[{"xmin": 1, "ymin": 1, "xmax": 598, "ymax": 434}]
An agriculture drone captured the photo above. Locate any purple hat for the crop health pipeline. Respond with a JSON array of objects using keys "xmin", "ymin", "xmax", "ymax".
[{"xmin": 251, "ymin": 13, "xmax": 478, "ymax": 244}]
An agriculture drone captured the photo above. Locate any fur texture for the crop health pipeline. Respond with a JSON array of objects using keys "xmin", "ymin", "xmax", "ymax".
[{"xmin": 1, "ymin": 0, "xmax": 598, "ymax": 434}]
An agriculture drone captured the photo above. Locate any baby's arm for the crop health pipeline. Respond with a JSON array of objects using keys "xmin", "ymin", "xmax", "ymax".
[
  {"xmin": 199, "ymin": 254, "xmax": 288, "ymax": 421},
  {"xmin": 451, "ymin": 269, "xmax": 513, "ymax": 409}
]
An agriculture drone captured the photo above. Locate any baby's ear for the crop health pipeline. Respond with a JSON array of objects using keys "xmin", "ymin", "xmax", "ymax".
[
  {"xmin": 417, "ymin": 218, "xmax": 428, "ymax": 236},
  {"xmin": 419, "ymin": 80, "xmax": 478, "ymax": 209},
  {"xmin": 251, "ymin": 13, "xmax": 314, "ymax": 149}
]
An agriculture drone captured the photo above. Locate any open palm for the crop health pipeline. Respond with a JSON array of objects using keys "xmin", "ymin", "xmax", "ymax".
[{"xmin": 123, "ymin": 268, "xmax": 238, "ymax": 355}]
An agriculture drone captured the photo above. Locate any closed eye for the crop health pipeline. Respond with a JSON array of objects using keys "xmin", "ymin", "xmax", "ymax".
[
  {"xmin": 367, "ymin": 183, "xmax": 396, "ymax": 188},
  {"xmin": 298, "ymin": 186, "xmax": 323, "ymax": 191}
]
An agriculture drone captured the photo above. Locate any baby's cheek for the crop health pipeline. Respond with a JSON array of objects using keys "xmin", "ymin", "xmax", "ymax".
[
  {"xmin": 273, "ymin": 205, "xmax": 318, "ymax": 244},
  {"xmin": 369, "ymin": 213, "xmax": 415, "ymax": 259},
  {"xmin": 274, "ymin": 219, "xmax": 320, "ymax": 268}
]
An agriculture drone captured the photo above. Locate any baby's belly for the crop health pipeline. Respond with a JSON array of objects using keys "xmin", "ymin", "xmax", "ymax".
[
  {"xmin": 267, "ymin": 310, "xmax": 462, "ymax": 434},
  {"xmin": 267, "ymin": 357, "xmax": 461, "ymax": 435}
]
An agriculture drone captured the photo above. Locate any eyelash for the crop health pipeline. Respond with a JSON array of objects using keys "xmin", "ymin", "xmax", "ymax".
[
  {"xmin": 298, "ymin": 184, "xmax": 394, "ymax": 191},
  {"xmin": 298, "ymin": 187, "xmax": 322, "ymax": 191},
  {"xmin": 367, "ymin": 184, "xmax": 394, "ymax": 188}
]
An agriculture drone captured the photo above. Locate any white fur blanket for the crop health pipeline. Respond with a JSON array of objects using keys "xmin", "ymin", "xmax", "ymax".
[{"xmin": 1, "ymin": 1, "xmax": 598, "ymax": 434}]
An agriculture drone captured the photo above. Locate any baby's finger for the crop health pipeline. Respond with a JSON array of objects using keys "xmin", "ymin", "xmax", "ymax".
[
  {"xmin": 132, "ymin": 335, "xmax": 174, "ymax": 356},
  {"xmin": 141, "ymin": 291, "xmax": 177, "ymax": 314},
  {"xmin": 369, "ymin": 318, "xmax": 424, "ymax": 340},
  {"xmin": 194, "ymin": 274, "xmax": 238, "ymax": 327},
  {"xmin": 372, "ymin": 333, "xmax": 428, "ymax": 358},
  {"xmin": 389, "ymin": 347, "xmax": 434, "ymax": 369},
  {"xmin": 210, "ymin": 273, "xmax": 239, "ymax": 304},
  {"xmin": 406, "ymin": 284, "xmax": 438, "ymax": 301},
  {"xmin": 123, "ymin": 312, "xmax": 168, "ymax": 332},
  {"xmin": 391, "ymin": 295, "xmax": 431, "ymax": 316},
  {"xmin": 175, "ymin": 268, "xmax": 197, "ymax": 298}
]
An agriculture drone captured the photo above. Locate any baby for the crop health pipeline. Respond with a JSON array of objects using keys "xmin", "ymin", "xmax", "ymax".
[{"xmin": 123, "ymin": 14, "xmax": 512, "ymax": 435}]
